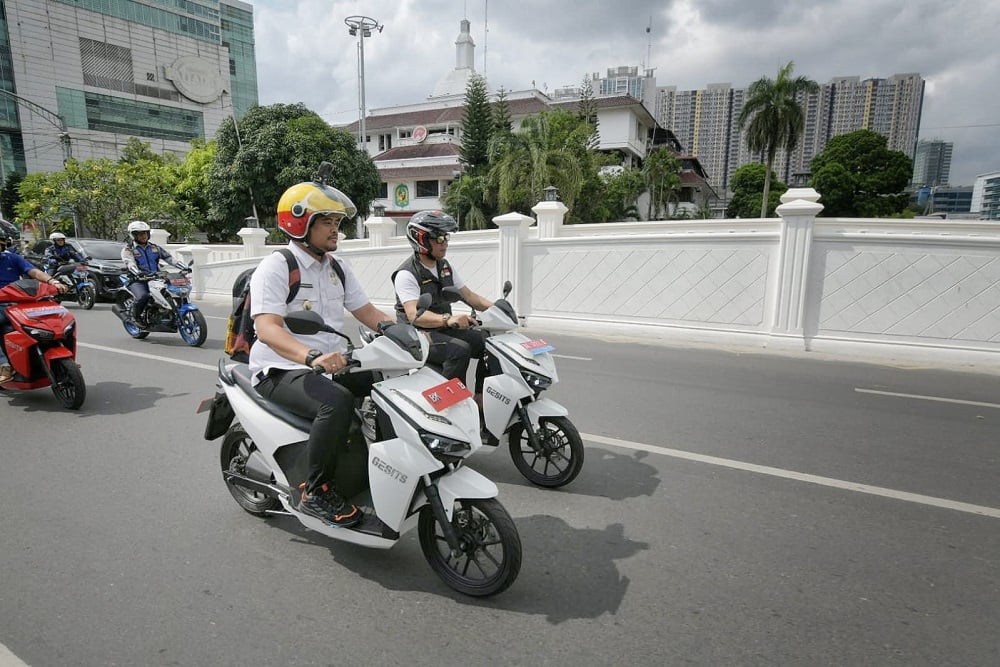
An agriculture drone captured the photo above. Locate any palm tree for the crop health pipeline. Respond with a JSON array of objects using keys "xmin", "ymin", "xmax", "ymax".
[
  {"xmin": 488, "ymin": 112, "xmax": 584, "ymax": 216},
  {"xmin": 737, "ymin": 61, "xmax": 819, "ymax": 217}
]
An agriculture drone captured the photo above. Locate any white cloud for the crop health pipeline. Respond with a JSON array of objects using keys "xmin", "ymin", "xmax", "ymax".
[{"xmin": 250, "ymin": 0, "xmax": 1000, "ymax": 184}]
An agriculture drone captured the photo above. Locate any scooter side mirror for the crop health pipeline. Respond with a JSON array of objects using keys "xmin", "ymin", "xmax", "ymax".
[
  {"xmin": 502, "ymin": 280, "xmax": 513, "ymax": 298},
  {"xmin": 413, "ymin": 293, "xmax": 433, "ymax": 319},
  {"xmin": 285, "ymin": 310, "xmax": 331, "ymax": 335}
]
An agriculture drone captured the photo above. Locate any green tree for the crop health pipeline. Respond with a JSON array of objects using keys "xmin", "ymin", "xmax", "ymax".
[
  {"xmin": 442, "ymin": 173, "xmax": 492, "ymax": 230},
  {"xmin": 642, "ymin": 148, "xmax": 682, "ymax": 220},
  {"xmin": 577, "ymin": 77, "xmax": 599, "ymax": 151},
  {"xmin": 737, "ymin": 61, "xmax": 819, "ymax": 217},
  {"xmin": 488, "ymin": 110, "xmax": 588, "ymax": 217},
  {"xmin": 602, "ymin": 167, "xmax": 645, "ymax": 221},
  {"xmin": 491, "ymin": 85, "xmax": 512, "ymax": 139},
  {"xmin": 207, "ymin": 103, "xmax": 379, "ymax": 240},
  {"xmin": 459, "ymin": 74, "xmax": 493, "ymax": 175},
  {"xmin": 809, "ymin": 129, "xmax": 912, "ymax": 217},
  {"xmin": 726, "ymin": 163, "xmax": 786, "ymax": 218}
]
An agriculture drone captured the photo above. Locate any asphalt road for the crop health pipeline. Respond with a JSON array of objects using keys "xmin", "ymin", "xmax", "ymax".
[{"xmin": 1, "ymin": 297, "xmax": 998, "ymax": 667}]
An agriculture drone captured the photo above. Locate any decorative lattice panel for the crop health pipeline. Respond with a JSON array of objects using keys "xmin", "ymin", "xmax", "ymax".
[
  {"xmin": 528, "ymin": 245, "xmax": 769, "ymax": 326},
  {"xmin": 815, "ymin": 245, "xmax": 1000, "ymax": 342}
]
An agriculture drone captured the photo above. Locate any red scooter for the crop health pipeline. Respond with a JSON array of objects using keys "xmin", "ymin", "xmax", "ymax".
[{"xmin": 0, "ymin": 278, "xmax": 86, "ymax": 409}]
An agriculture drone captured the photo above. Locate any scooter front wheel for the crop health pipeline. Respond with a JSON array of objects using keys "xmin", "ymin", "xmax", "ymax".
[
  {"xmin": 77, "ymin": 285, "xmax": 96, "ymax": 310},
  {"xmin": 179, "ymin": 309, "xmax": 208, "ymax": 347},
  {"xmin": 220, "ymin": 426, "xmax": 281, "ymax": 516},
  {"xmin": 508, "ymin": 415, "xmax": 585, "ymax": 488},
  {"xmin": 50, "ymin": 358, "xmax": 86, "ymax": 410},
  {"xmin": 418, "ymin": 497, "xmax": 521, "ymax": 597}
]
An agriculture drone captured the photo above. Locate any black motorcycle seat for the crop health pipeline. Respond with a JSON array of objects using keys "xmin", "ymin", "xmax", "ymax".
[{"xmin": 230, "ymin": 364, "xmax": 314, "ymax": 433}]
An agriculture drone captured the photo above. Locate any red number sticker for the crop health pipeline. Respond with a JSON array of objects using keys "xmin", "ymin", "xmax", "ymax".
[{"xmin": 421, "ymin": 377, "xmax": 473, "ymax": 411}]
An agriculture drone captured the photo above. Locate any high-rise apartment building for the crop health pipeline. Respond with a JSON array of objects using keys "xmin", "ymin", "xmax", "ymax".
[
  {"xmin": 0, "ymin": 0, "xmax": 257, "ymax": 178},
  {"xmin": 590, "ymin": 66, "xmax": 658, "ymax": 118},
  {"xmin": 971, "ymin": 172, "xmax": 1000, "ymax": 220},
  {"xmin": 911, "ymin": 139, "xmax": 953, "ymax": 187},
  {"xmin": 654, "ymin": 73, "xmax": 925, "ymax": 192}
]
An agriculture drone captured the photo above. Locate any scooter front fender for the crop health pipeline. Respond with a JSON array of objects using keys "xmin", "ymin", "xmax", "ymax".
[
  {"xmin": 178, "ymin": 302, "xmax": 199, "ymax": 316},
  {"xmin": 524, "ymin": 396, "xmax": 569, "ymax": 424},
  {"xmin": 435, "ymin": 466, "xmax": 499, "ymax": 520}
]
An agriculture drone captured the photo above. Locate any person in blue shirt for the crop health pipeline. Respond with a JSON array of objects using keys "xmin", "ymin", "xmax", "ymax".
[
  {"xmin": 42, "ymin": 232, "xmax": 85, "ymax": 274},
  {"xmin": 0, "ymin": 232, "xmax": 67, "ymax": 383},
  {"xmin": 119, "ymin": 220, "xmax": 187, "ymax": 327}
]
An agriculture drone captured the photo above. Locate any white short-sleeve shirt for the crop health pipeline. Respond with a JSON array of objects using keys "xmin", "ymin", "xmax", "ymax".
[{"xmin": 248, "ymin": 243, "xmax": 369, "ymax": 381}]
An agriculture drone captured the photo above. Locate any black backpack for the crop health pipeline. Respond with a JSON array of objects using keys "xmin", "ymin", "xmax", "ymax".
[{"xmin": 224, "ymin": 248, "xmax": 345, "ymax": 362}]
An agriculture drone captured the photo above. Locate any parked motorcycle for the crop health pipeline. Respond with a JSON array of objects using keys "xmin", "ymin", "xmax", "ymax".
[
  {"xmin": 198, "ymin": 297, "xmax": 522, "ymax": 597},
  {"xmin": 112, "ymin": 267, "xmax": 207, "ymax": 346},
  {"xmin": 0, "ymin": 278, "xmax": 86, "ymax": 409},
  {"xmin": 49, "ymin": 259, "xmax": 97, "ymax": 310},
  {"xmin": 444, "ymin": 281, "xmax": 584, "ymax": 488}
]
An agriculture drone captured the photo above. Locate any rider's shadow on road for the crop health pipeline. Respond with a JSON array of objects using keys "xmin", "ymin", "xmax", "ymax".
[
  {"xmin": 63, "ymin": 380, "xmax": 187, "ymax": 416},
  {"xmin": 281, "ymin": 516, "xmax": 648, "ymax": 623},
  {"xmin": 473, "ymin": 447, "xmax": 661, "ymax": 501}
]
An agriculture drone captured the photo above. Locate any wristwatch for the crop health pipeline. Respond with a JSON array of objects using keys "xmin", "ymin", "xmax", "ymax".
[{"xmin": 304, "ymin": 349, "xmax": 323, "ymax": 366}]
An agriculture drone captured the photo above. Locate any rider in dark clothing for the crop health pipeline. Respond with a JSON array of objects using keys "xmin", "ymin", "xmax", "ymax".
[
  {"xmin": 120, "ymin": 220, "xmax": 186, "ymax": 326},
  {"xmin": 391, "ymin": 210, "xmax": 495, "ymax": 408},
  {"xmin": 43, "ymin": 232, "xmax": 85, "ymax": 276}
]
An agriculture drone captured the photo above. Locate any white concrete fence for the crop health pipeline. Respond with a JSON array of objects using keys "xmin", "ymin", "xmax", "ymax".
[{"xmin": 159, "ymin": 187, "xmax": 1000, "ymax": 369}]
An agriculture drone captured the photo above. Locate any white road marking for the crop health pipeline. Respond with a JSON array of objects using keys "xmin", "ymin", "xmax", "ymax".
[
  {"xmin": 74, "ymin": 343, "xmax": 998, "ymax": 519},
  {"xmin": 78, "ymin": 342, "xmax": 217, "ymax": 371},
  {"xmin": 855, "ymin": 387, "xmax": 1000, "ymax": 410},
  {"xmin": 0, "ymin": 643, "xmax": 29, "ymax": 666},
  {"xmin": 552, "ymin": 353, "xmax": 591, "ymax": 361},
  {"xmin": 582, "ymin": 432, "xmax": 1000, "ymax": 519}
]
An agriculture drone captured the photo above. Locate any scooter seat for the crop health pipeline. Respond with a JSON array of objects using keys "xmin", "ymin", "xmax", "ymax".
[{"xmin": 230, "ymin": 364, "xmax": 314, "ymax": 433}]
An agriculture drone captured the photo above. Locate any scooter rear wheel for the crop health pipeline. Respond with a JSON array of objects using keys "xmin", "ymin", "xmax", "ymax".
[
  {"xmin": 220, "ymin": 426, "xmax": 281, "ymax": 516},
  {"xmin": 508, "ymin": 416, "xmax": 585, "ymax": 488},
  {"xmin": 50, "ymin": 358, "xmax": 86, "ymax": 410},
  {"xmin": 418, "ymin": 497, "xmax": 521, "ymax": 597}
]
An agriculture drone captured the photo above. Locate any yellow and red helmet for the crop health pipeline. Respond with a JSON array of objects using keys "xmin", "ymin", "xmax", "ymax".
[{"xmin": 276, "ymin": 182, "xmax": 357, "ymax": 239}]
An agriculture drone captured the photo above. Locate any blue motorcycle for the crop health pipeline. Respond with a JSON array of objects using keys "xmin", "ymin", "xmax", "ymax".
[
  {"xmin": 112, "ymin": 267, "xmax": 207, "ymax": 346},
  {"xmin": 49, "ymin": 259, "xmax": 97, "ymax": 310}
]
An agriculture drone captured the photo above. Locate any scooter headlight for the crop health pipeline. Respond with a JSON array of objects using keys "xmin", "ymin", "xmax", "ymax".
[
  {"xmin": 419, "ymin": 431, "xmax": 472, "ymax": 457},
  {"xmin": 520, "ymin": 370, "xmax": 552, "ymax": 392},
  {"xmin": 26, "ymin": 327, "xmax": 56, "ymax": 340}
]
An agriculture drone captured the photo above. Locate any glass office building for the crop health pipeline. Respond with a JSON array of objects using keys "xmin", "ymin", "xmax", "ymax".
[{"xmin": 0, "ymin": 0, "xmax": 257, "ymax": 178}]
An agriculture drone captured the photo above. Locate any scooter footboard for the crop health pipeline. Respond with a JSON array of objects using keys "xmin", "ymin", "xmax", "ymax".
[{"xmin": 436, "ymin": 467, "xmax": 498, "ymax": 520}]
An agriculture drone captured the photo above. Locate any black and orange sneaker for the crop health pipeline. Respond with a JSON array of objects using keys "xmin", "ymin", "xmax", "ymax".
[{"xmin": 297, "ymin": 482, "xmax": 362, "ymax": 528}]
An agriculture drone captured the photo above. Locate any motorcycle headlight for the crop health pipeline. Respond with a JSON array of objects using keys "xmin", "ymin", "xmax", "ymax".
[
  {"xmin": 26, "ymin": 327, "xmax": 55, "ymax": 340},
  {"xmin": 521, "ymin": 370, "xmax": 552, "ymax": 391},
  {"xmin": 419, "ymin": 431, "xmax": 472, "ymax": 457}
]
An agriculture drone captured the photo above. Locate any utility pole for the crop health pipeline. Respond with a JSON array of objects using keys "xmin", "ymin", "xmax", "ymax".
[{"xmin": 345, "ymin": 16, "xmax": 383, "ymax": 153}]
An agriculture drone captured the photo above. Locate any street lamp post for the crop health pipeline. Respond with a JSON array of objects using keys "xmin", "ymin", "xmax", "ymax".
[{"xmin": 345, "ymin": 15, "xmax": 383, "ymax": 153}]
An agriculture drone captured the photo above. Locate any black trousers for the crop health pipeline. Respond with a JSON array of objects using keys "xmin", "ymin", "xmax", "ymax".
[
  {"xmin": 426, "ymin": 327, "xmax": 489, "ymax": 393},
  {"xmin": 256, "ymin": 368, "xmax": 375, "ymax": 494}
]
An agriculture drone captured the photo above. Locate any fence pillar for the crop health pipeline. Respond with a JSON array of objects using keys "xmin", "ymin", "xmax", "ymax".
[
  {"xmin": 770, "ymin": 188, "xmax": 823, "ymax": 341},
  {"xmin": 493, "ymin": 211, "xmax": 533, "ymax": 316},
  {"xmin": 531, "ymin": 199, "xmax": 567, "ymax": 239},
  {"xmin": 238, "ymin": 227, "xmax": 268, "ymax": 258},
  {"xmin": 184, "ymin": 245, "xmax": 213, "ymax": 299},
  {"xmin": 364, "ymin": 217, "xmax": 396, "ymax": 248},
  {"xmin": 149, "ymin": 228, "xmax": 170, "ymax": 248}
]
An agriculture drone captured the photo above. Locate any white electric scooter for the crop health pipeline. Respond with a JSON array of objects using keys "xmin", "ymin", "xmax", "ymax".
[
  {"xmin": 447, "ymin": 282, "xmax": 585, "ymax": 488},
  {"xmin": 199, "ymin": 296, "xmax": 521, "ymax": 597}
]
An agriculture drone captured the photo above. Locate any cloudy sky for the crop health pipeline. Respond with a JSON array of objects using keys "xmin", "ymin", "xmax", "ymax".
[{"xmin": 251, "ymin": 0, "xmax": 999, "ymax": 186}]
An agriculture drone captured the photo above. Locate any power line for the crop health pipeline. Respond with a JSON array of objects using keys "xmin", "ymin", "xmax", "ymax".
[{"xmin": 922, "ymin": 123, "xmax": 1000, "ymax": 130}]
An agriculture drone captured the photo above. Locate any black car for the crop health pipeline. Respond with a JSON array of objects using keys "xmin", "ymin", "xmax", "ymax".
[
  {"xmin": 0, "ymin": 218, "xmax": 20, "ymax": 242},
  {"xmin": 27, "ymin": 238, "xmax": 127, "ymax": 301}
]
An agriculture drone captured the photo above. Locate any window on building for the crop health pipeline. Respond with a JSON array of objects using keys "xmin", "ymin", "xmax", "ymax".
[
  {"xmin": 416, "ymin": 180, "xmax": 439, "ymax": 198},
  {"xmin": 378, "ymin": 182, "xmax": 388, "ymax": 198}
]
